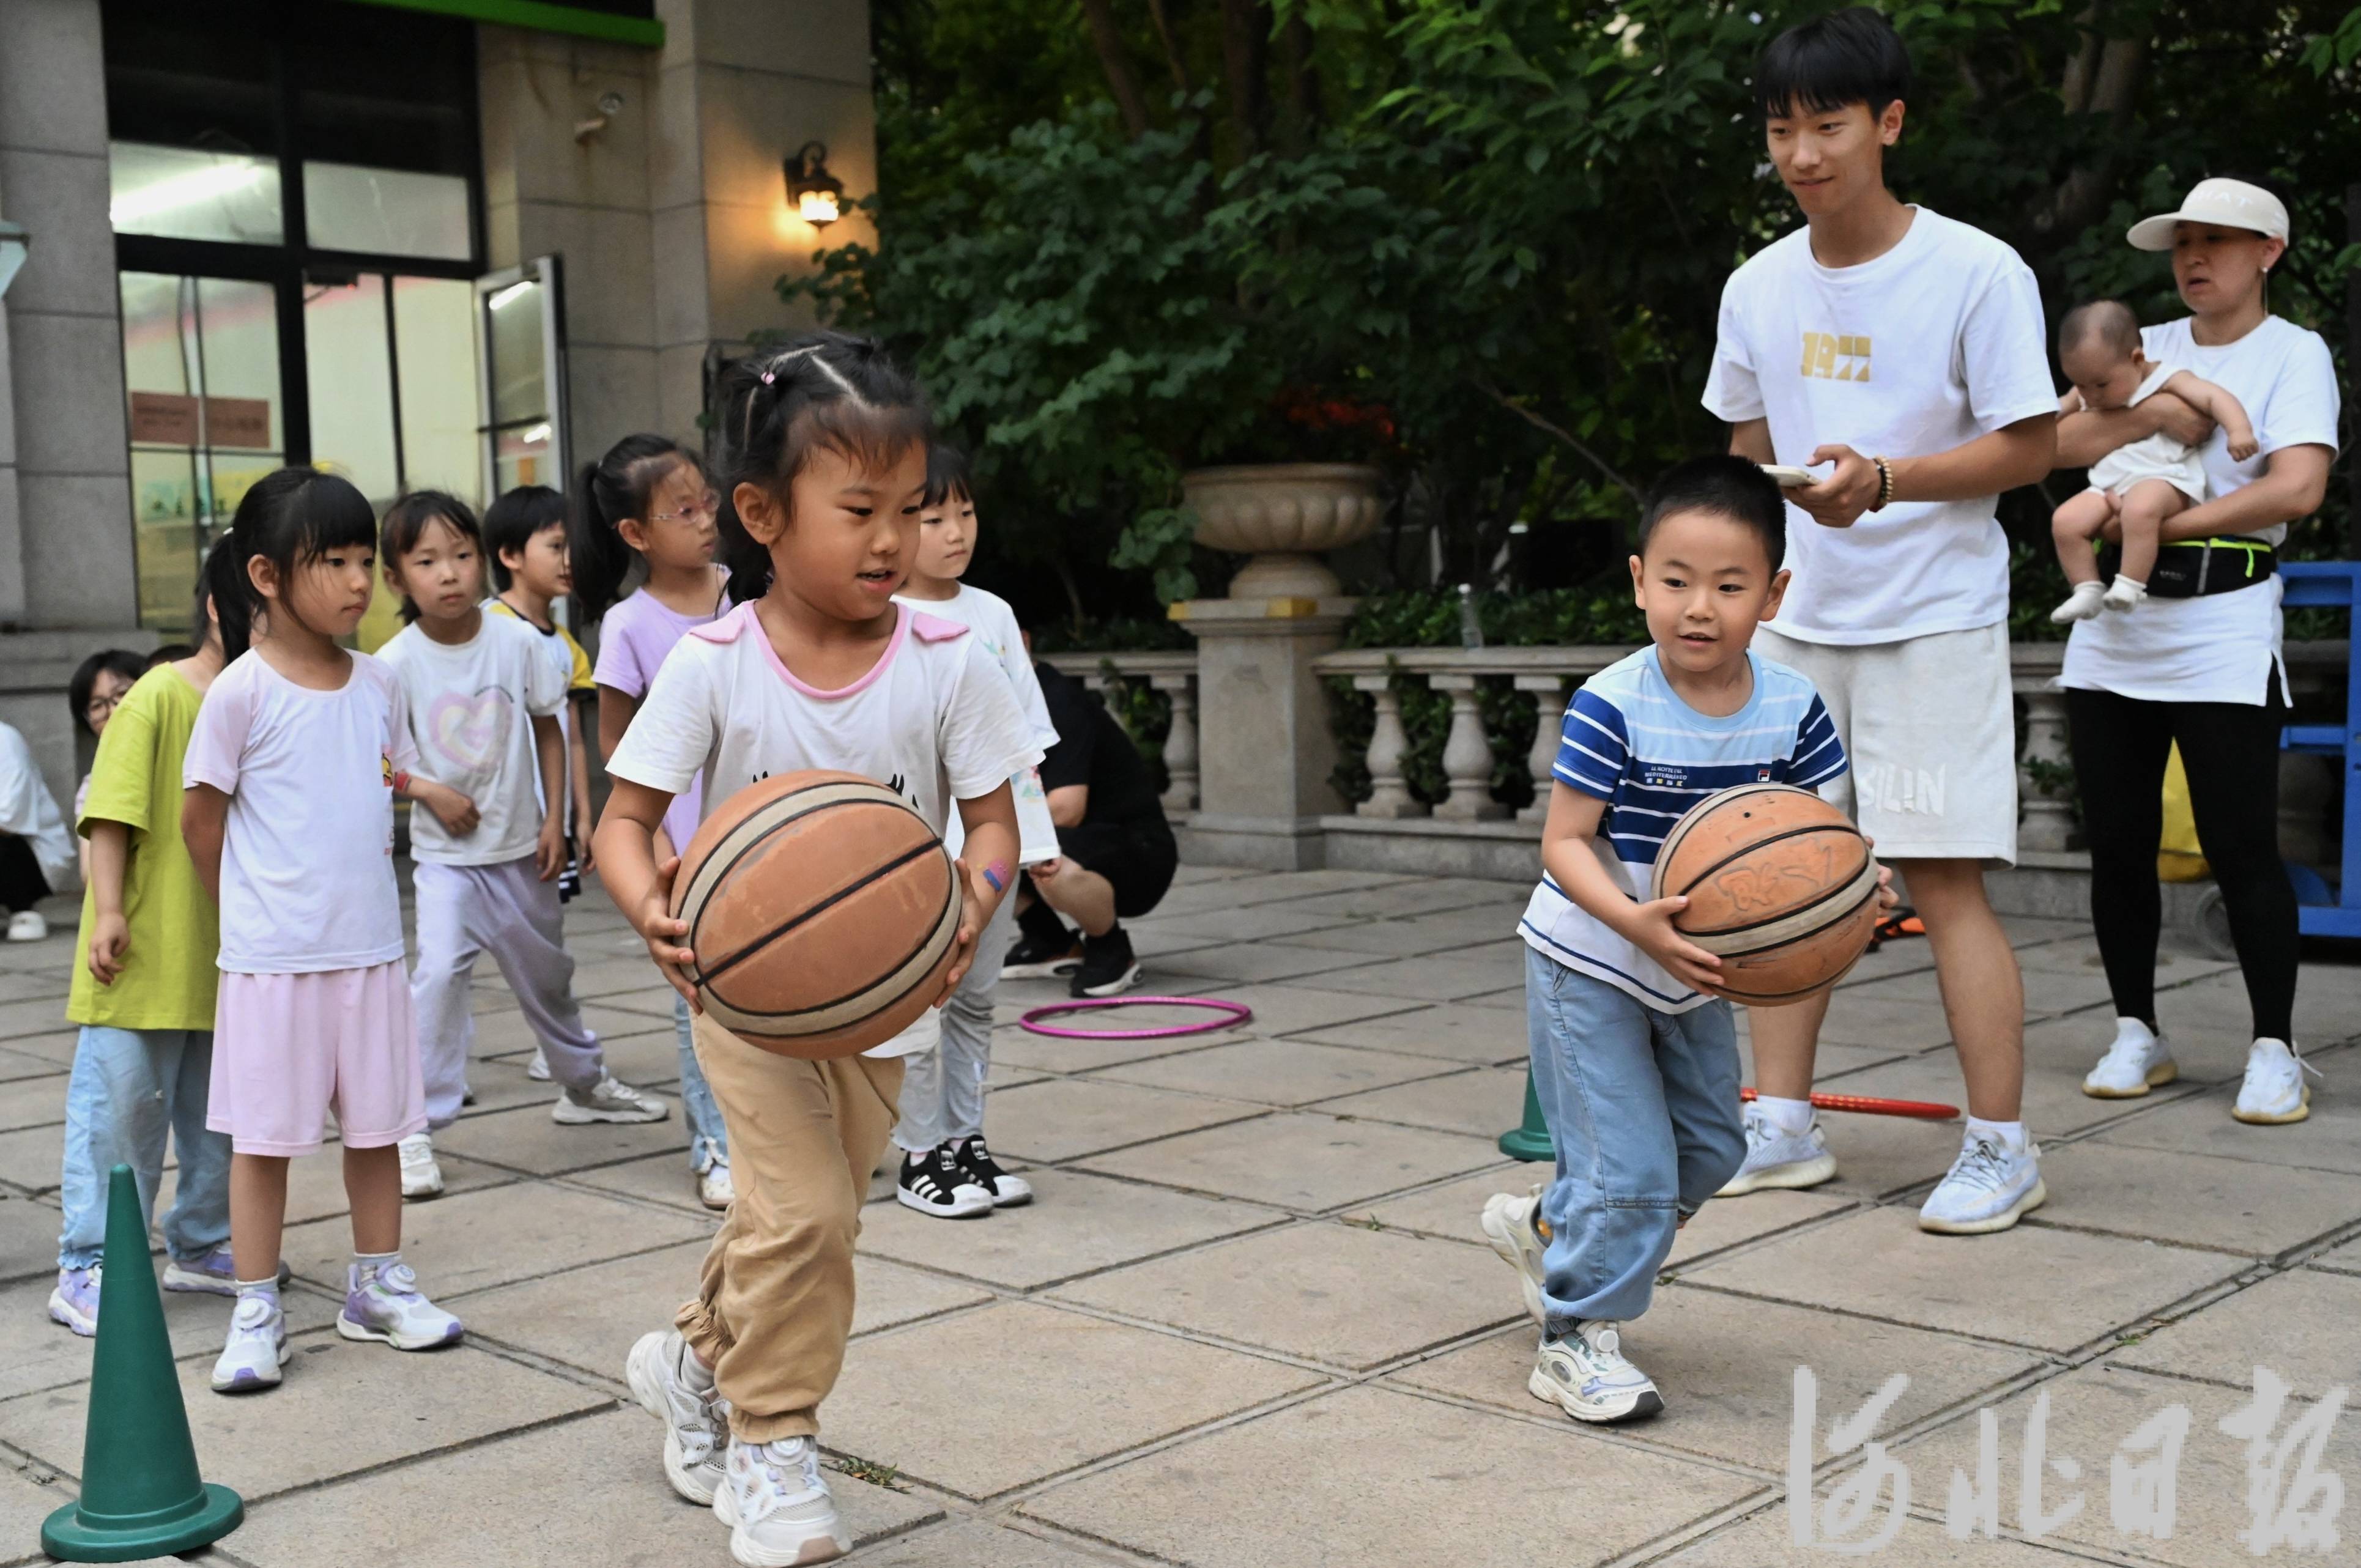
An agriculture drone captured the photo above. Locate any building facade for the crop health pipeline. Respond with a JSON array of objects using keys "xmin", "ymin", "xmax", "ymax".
[{"xmin": 0, "ymin": 0, "xmax": 872, "ymax": 821}]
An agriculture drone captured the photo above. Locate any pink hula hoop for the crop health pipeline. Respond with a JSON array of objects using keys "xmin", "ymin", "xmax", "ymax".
[{"xmin": 1018, "ymin": 996, "xmax": 1254, "ymax": 1040}]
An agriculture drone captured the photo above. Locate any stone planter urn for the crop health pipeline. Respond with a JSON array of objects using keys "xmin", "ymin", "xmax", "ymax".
[{"xmin": 1182, "ymin": 462, "xmax": 1384, "ymax": 599}]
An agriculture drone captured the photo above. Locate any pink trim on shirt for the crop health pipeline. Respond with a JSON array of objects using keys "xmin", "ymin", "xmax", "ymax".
[{"xmin": 694, "ymin": 601, "xmax": 920, "ymax": 700}]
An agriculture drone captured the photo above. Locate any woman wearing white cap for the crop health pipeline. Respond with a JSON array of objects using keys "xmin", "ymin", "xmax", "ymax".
[{"xmin": 2055, "ymin": 177, "xmax": 2340, "ymax": 1125}]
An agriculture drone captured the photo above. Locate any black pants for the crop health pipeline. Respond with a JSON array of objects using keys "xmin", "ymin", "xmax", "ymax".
[
  {"xmin": 0, "ymin": 834, "xmax": 49, "ymax": 914},
  {"xmin": 2065, "ymin": 687, "xmax": 2296, "ymax": 1040}
]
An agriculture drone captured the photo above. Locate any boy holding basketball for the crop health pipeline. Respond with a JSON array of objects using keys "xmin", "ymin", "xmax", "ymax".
[
  {"xmin": 1704, "ymin": 7, "xmax": 2058, "ymax": 1234},
  {"xmin": 1484, "ymin": 456, "xmax": 1880, "ymax": 1424}
]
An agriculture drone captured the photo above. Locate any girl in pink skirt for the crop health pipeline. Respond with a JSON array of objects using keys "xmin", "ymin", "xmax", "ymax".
[{"xmin": 182, "ymin": 468, "xmax": 474, "ymax": 1394}]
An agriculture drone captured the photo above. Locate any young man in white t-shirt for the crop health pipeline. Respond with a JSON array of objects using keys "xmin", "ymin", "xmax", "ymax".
[{"xmin": 1700, "ymin": 7, "xmax": 2059, "ymax": 1235}]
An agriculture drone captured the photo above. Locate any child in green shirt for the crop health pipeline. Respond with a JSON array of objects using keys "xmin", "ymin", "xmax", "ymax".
[{"xmin": 49, "ymin": 549, "xmax": 267, "ymax": 1334}]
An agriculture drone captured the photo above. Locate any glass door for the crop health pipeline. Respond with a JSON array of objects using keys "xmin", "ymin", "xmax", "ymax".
[
  {"xmin": 119, "ymin": 273, "xmax": 283, "ymax": 631},
  {"xmin": 476, "ymin": 255, "xmax": 568, "ymax": 497}
]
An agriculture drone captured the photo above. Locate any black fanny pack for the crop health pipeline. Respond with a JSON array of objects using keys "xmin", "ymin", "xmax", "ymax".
[{"xmin": 2097, "ymin": 536, "xmax": 2277, "ymax": 599}]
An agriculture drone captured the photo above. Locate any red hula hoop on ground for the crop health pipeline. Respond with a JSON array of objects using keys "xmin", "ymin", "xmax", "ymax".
[
  {"xmin": 1018, "ymin": 996, "xmax": 1253, "ymax": 1040},
  {"xmin": 1740, "ymin": 1087, "xmax": 1959, "ymax": 1121}
]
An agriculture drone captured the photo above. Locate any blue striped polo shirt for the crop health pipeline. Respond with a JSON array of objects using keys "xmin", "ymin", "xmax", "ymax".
[{"xmin": 1519, "ymin": 646, "xmax": 1846, "ymax": 1011}]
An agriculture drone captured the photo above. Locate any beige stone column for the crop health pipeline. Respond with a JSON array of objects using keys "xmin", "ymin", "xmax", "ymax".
[{"xmin": 1171, "ymin": 595, "xmax": 1353, "ymax": 870}]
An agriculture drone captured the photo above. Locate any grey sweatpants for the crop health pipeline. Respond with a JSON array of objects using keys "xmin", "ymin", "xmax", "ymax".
[
  {"xmin": 413, "ymin": 856, "xmax": 602, "ymax": 1130},
  {"xmin": 892, "ymin": 893, "xmax": 1016, "ymax": 1152}
]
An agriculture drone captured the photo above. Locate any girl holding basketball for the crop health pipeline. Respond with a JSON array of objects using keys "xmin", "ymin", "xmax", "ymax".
[
  {"xmin": 180, "ymin": 468, "xmax": 469, "ymax": 1394},
  {"xmin": 574, "ymin": 432, "xmax": 737, "ymax": 1210},
  {"xmin": 596, "ymin": 334, "xmax": 1036, "ymax": 1567}
]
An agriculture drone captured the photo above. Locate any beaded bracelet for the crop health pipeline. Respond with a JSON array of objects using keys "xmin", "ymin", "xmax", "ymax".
[{"xmin": 1869, "ymin": 456, "xmax": 1895, "ymax": 512}]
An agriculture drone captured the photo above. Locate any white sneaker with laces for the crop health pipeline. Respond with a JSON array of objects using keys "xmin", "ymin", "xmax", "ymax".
[
  {"xmin": 210, "ymin": 1292, "xmax": 289, "ymax": 1393},
  {"xmin": 397, "ymin": 1132, "xmax": 444, "ymax": 1199},
  {"xmin": 626, "ymin": 1329, "xmax": 730, "ymax": 1505},
  {"xmin": 526, "ymin": 1046, "xmax": 551, "ymax": 1081},
  {"xmin": 714, "ymin": 1434, "xmax": 848, "ymax": 1566},
  {"xmin": 1529, "ymin": 1320, "xmax": 1662, "ymax": 1424},
  {"xmin": 1716, "ymin": 1107, "xmax": 1837, "ymax": 1195},
  {"xmin": 2233, "ymin": 1038, "xmax": 2315, "ymax": 1125},
  {"xmin": 6, "ymin": 910, "xmax": 46, "ymax": 942},
  {"xmin": 1918, "ymin": 1130, "xmax": 2045, "ymax": 1235},
  {"xmin": 2082, "ymin": 1017, "xmax": 2178, "ymax": 1098},
  {"xmin": 699, "ymin": 1158, "xmax": 736, "ymax": 1211},
  {"xmin": 1478, "ymin": 1184, "xmax": 1548, "ymax": 1325},
  {"xmin": 552, "ymin": 1073, "xmax": 670, "ymax": 1125}
]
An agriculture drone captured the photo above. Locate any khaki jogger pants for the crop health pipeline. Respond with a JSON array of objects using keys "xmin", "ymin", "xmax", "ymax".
[{"xmin": 674, "ymin": 1012, "xmax": 905, "ymax": 1443}]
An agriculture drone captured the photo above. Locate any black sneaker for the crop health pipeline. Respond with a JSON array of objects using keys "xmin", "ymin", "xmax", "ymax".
[
  {"xmin": 895, "ymin": 1144, "xmax": 993, "ymax": 1219},
  {"xmin": 950, "ymin": 1134, "xmax": 1033, "ymax": 1207},
  {"xmin": 1069, "ymin": 926, "xmax": 1141, "ymax": 998},
  {"xmin": 1001, "ymin": 929, "xmax": 1084, "ymax": 980}
]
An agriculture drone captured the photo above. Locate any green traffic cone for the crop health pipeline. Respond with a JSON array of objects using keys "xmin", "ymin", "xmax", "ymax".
[
  {"xmin": 40, "ymin": 1164, "xmax": 243, "ymax": 1562},
  {"xmin": 1498, "ymin": 1064, "xmax": 1553, "ymax": 1161}
]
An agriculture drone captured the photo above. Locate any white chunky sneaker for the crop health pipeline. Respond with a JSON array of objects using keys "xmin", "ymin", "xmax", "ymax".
[
  {"xmin": 1716, "ymin": 1106, "xmax": 1837, "ymax": 1196},
  {"xmin": 526, "ymin": 1046, "xmax": 551, "ymax": 1081},
  {"xmin": 1918, "ymin": 1130, "xmax": 2045, "ymax": 1235},
  {"xmin": 2233, "ymin": 1038, "xmax": 2316, "ymax": 1125},
  {"xmin": 699, "ymin": 1158, "xmax": 736, "ymax": 1211},
  {"xmin": 626, "ymin": 1329, "xmax": 730, "ymax": 1505},
  {"xmin": 336, "ymin": 1260, "xmax": 464, "ymax": 1350},
  {"xmin": 552, "ymin": 1073, "xmax": 670, "ymax": 1125},
  {"xmin": 2082, "ymin": 1017, "xmax": 2178, "ymax": 1098},
  {"xmin": 1529, "ymin": 1320, "xmax": 1662, "ymax": 1424},
  {"xmin": 1479, "ymin": 1184, "xmax": 1549, "ymax": 1325},
  {"xmin": 714, "ymin": 1434, "xmax": 848, "ymax": 1566},
  {"xmin": 398, "ymin": 1131, "xmax": 444, "ymax": 1199},
  {"xmin": 210, "ymin": 1292, "xmax": 289, "ymax": 1393}
]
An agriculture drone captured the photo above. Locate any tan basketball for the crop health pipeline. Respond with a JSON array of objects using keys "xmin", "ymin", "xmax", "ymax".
[
  {"xmin": 1649, "ymin": 783, "xmax": 1880, "ymax": 1007},
  {"xmin": 670, "ymin": 770, "xmax": 962, "ymax": 1058}
]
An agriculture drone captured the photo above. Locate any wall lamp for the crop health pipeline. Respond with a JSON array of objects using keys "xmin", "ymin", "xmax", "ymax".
[{"xmin": 784, "ymin": 142, "xmax": 844, "ymax": 227}]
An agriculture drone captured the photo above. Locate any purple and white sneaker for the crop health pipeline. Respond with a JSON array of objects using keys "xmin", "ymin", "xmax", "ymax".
[
  {"xmin": 335, "ymin": 1260, "xmax": 464, "ymax": 1350},
  {"xmin": 162, "ymin": 1246, "xmax": 291, "ymax": 1296},
  {"xmin": 48, "ymin": 1266, "xmax": 101, "ymax": 1337},
  {"xmin": 211, "ymin": 1292, "xmax": 289, "ymax": 1392}
]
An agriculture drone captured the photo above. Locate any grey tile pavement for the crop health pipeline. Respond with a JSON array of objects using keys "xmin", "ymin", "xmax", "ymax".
[{"xmin": 0, "ymin": 868, "xmax": 2355, "ymax": 1567}]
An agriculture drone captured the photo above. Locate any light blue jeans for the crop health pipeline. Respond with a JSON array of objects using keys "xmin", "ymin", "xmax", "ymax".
[
  {"xmin": 1524, "ymin": 945, "xmax": 1746, "ymax": 1328},
  {"xmin": 892, "ymin": 894, "xmax": 1016, "ymax": 1152},
  {"xmin": 673, "ymin": 994, "xmax": 730, "ymax": 1172},
  {"xmin": 57, "ymin": 1027, "xmax": 231, "ymax": 1270}
]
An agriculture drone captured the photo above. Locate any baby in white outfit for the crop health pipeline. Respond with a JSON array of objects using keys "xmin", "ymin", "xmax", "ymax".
[{"xmin": 2050, "ymin": 300, "xmax": 2256, "ymax": 622}]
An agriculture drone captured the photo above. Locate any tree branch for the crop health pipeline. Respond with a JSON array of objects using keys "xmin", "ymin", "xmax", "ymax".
[
  {"xmin": 1080, "ymin": 0, "xmax": 1153, "ymax": 139},
  {"xmin": 1146, "ymin": 0, "xmax": 1193, "ymax": 92},
  {"xmin": 1473, "ymin": 379, "xmax": 1643, "ymax": 504},
  {"xmin": 1218, "ymin": 0, "xmax": 1273, "ymax": 156}
]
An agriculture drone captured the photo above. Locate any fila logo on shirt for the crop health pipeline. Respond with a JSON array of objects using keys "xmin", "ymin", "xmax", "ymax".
[{"xmin": 1799, "ymin": 331, "xmax": 1872, "ymax": 383}]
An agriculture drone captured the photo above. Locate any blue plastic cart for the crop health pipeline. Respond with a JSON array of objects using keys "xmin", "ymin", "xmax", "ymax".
[{"xmin": 2279, "ymin": 561, "xmax": 2361, "ymax": 938}]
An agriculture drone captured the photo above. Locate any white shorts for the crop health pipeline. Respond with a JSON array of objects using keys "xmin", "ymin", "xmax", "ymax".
[
  {"xmin": 1754, "ymin": 622, "xmax": 2017, "ymax": 865},
  {"xmin": 2088, "ymin": 432, "xmax": 2206, "ymax": 505}
]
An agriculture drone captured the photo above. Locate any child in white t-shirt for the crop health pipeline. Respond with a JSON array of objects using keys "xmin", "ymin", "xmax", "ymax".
[
  {"xmin": 600, "ymin": 336, "xmax": 1035, "ymax": 1565},
  {"xmin": 180, "ymin": 468, "xmax": 470, "ymax": 1395},
  {"xmin": 886, "ymin": 444, "xmax": 1061, "ymax": 1218},
  {"xmin": 483, "ymin": 484, "xmax": 596, "ymax": 908},
  {"xmin": 376, "ymin": 492, "xmax": 666, "ymax": 1202},
  {"xmin": 2050, "ymin": 300, "xmax": 2259, "ymax": 621}
]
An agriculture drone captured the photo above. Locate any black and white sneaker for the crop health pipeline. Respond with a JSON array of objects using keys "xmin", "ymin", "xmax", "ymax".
[
  {"xmin": 1001, "ymin": 930, "xmax": 1084, "ymax": 980},
  {"xmin": 951, "ymin": 1134, "xmax": 1033, "ymax": 1207},
  {"xmin": 1070, "ymin": 926, "xmax": 1141, "ymax": 998},
  {"xmin": 896, "ymin": 1144, "xmax": 993, "ymax": 1219}
]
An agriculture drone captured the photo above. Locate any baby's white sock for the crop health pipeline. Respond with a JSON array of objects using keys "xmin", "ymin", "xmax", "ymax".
[{"xmin": 2049, "ymin": 580, "xmax": 2108, "ymax": 623}]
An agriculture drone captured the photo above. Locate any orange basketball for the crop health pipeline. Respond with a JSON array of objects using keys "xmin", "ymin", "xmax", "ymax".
[
  {"xmin": 670, "ymin": 770, "xmax": 962, "ymax": 1058},
  {"xmin": 1648, "ymin": 783, "xmax": 1880, "ymax": 1006}
]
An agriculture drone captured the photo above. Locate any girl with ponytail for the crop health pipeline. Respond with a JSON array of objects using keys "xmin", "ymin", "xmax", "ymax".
[
  {"xmin": 574, "ymin": 433, "xmax": 735, "ymax": 1210},
  {"xmin": 599, "ymin": 334, "xmax": 1037, "ymax": 1566}
]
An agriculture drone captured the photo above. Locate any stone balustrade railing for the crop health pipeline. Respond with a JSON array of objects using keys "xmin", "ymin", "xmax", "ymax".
[
  {"xmin": 1042, "ymin": 640, "xmax": 2348, "ymax": 882},
  {"xmin": 1036, "ymin": 649, "xmax": 1201, "ymax": 815}
]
